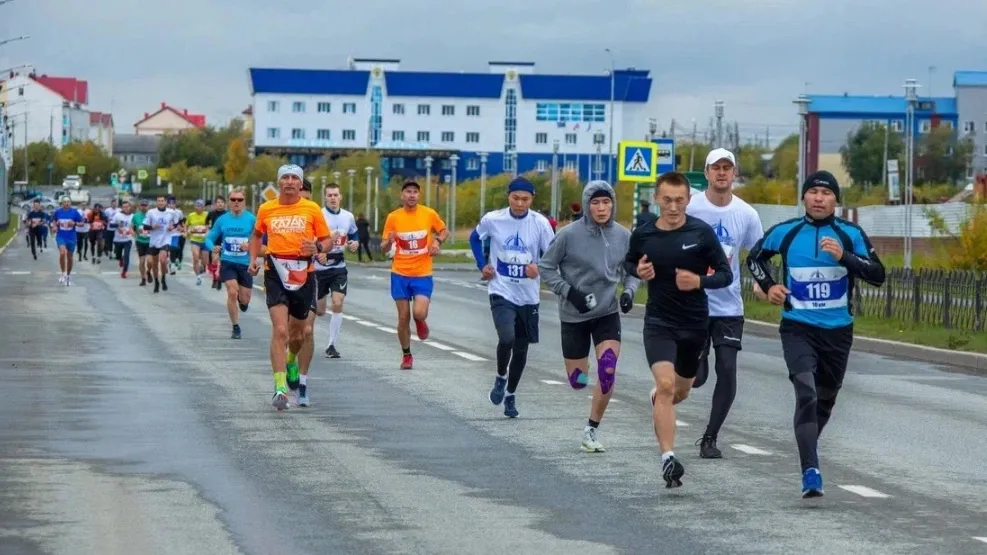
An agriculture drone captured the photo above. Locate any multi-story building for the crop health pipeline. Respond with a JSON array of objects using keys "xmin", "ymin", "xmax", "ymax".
[
  {"xmin": 88, "ymin": 111, "xmax": 114, "ymax": 155},
  {"xmin": 134, "ymin": 102, "xmax": 206, "ymax": 136},
  {"xmin": 0, "ymin": 72, "xmax": 91, "ymax": 155},
  {"xmin": 114, "ymin": 134, "xmax": 161, "ymax": 170},
  {"xmin": 247, "ymin": 57, "xmax": 657, "ymax": 182},
  {"xmin": 805, "ymin": 69, "xmax": 987, "ymax": 185}
]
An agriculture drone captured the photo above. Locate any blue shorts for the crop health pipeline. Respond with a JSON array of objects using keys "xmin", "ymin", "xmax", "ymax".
[
  {"xmin": 219, "ymin": 260, "xmax": 253, "ymax": 288},
  {"xmin": 56, "ymin": 237, "xmax": 76, "ymax": 253},
  {"xmin": 390, "ymin": 273, "xmax": 434, "ymax": 301},
  {"xmin": 170, "ymin": 236, "xmax": 180, "ymax": 248},
  {"xmin": 190, "ymin": 241, "xmax": 205, "ymax": 249}
]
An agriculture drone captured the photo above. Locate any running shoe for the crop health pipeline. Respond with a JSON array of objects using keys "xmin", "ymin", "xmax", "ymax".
[
  {"xmin": 272, "ymin": 389, "xmax": 289, "ymax": 411},
  {"xmin": 802, "ymin": 468, "xmax": 824, "ymax": 498},
  {"xmin": 697, "ymin": 435, "xmax": 722, "ymax": 459},
  {"xmin": 662, "ymin": 456, "xmax": 684, "ymax": 488},
  {"xmin": 503, "ymin": 395, "xmax": 519, "ymax": 418},
  {"xmin": 414, "ymin": 318, "xmax": 430, "ymax": 341},
  {"xmin": 400, "ymin": 354, "xmax": 413, "ymax": 370},
  {"xmin": 231, "ymin": 324, "xmax": 241, "ymax": 340},
  {"xmin": 297, "ymin": 390, "xmax": 309, "ymax": 407},
  {"xmin": 581, "ymin": 427, "xmax": 605, "ymax": 453},
  {"xmin": 489, "ymin": 376, "xmax": 507, "ymax": 406},
  {"xmin": 325, "ymin": 345, "xmax": 340, "ymax": 359},
  {"xmin": 286, "ymin": 359, "xmax": 300, "ymax": 389}
]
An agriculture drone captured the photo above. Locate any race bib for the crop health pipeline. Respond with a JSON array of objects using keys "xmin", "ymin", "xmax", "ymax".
[
  {"xmin": 91, "ymin": 221, "xmax": 105, "ymax": 231},
  {"xmin": 495, "ymin": 251, "xmax": 533, "ymax": 280},
  {"xmin": 396, "ymin": 230, "xmax": 428, "ymax": 255},
  {"xmin": 332, "ymin": 232, "xmax": 347, "ymax": 250},
  {"xmin": 118, "ymin": 228, "xmax": 133, "ymax": 237},
  {"xmin": 788, "ymin": 266, "xmax": 848, "ymax": 310},
  {"xmin": 269, "ymin": 255, "xmax": 310, "ymax": 291},
  {"xmin": 138, "ymin": 227, "xmax": 150, "ymax": 237},
  {"xmin": 191, "ymin": 225, "xmax": 209, "ymax": 235},
  {"xmin": 31, "ymin": 218, "xmax": 42, "ymax": 226},
  {"xmin": 223, "ymin": 237, "xmax": 248, "ymax": 256},
  {"xmin": 58, "ymin": 220, "xmax": 75, "ymax": 230}
]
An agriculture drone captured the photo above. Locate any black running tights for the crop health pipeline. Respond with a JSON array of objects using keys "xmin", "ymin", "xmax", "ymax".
[
  {"xmin": 700, "ymin": 345, "xmax": 739, "ymax": 438},
  {"xmin": 495, "ymin": 325, "xmax": 530, "ymax": 395}
]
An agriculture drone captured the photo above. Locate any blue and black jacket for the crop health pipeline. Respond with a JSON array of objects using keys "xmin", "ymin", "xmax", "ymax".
[{"xmin": 746, "ymin": 214, "xmax": 885, "ymax": 329}]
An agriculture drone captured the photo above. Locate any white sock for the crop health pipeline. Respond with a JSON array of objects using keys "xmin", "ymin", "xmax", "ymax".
[
  {"xmin": 661, "ymin": 451, "xmax": 675, "ymax": 464},
  {"xmin": 299, "ymin": 374, "xmax": 307, "ymax": 386},
  {"xmin": 328, "ymin": 312, "xmax": 343, "ymax": 346}
]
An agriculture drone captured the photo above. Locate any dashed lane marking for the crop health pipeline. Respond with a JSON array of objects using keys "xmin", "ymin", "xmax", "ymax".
[
  {"xmin": 376, "ymin": 326, "xmax": 398, "ymax": 334},
  {"xmin": 585, "ymin": 394, "xmax": 619, "ymax": 403},
  {"xmin": 356, "ymin": 320, "xmax": 377, "ymax": 327},
  {"xmin": 676, "ymin": 420, "xmax": 689, "ymax": 427},
  {"xmin": 838, "ymin": 485, "xmax": 891, "ymax": 498},
  {"xmin": 972, "ymin": 537, "xmax": 987, "ymax": 544},
  {"xmin": 340, "ymin": 314, "xmax": 359, "ymax": 321},
  {"xmin": 424, "ymin": 340, "xmax": 455, "ymax": 351},
  {"xmin": 453, "ymin": 351, "xmax": 487, "ymax": 362},
  {"xmin": 540, "ymin": 379, "xmax": 566, "ymax": 385},
  {"xmin": 9, "ymin": 270, "xmax": 30, "ymax": 275},
  {"xmin": 730, "ymin": 444, "xmax": 772, "ymax": 456}
]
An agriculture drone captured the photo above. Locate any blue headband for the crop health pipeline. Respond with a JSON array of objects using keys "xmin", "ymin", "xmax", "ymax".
[{"xmin": 507, "ymin": 177, "xmax": 535, "ymax": 195}]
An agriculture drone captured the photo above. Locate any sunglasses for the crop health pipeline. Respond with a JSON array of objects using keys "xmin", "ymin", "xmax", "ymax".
[{"xmin": 229, "ymin": 198, "xmax": 245, "ymax": 202}]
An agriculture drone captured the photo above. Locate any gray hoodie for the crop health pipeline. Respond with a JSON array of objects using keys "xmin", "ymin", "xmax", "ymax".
[{"xmin": 539, "ymin": 180, "xmax": 640, "ymax": 323}]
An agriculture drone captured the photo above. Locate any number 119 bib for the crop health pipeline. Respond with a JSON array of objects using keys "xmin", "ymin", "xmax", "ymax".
[{"xmin": 788, "ymin": 266, "xmax": 848, "ymax": 310}]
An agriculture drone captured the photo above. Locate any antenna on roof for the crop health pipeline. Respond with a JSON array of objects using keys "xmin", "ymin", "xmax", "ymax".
[{"xmin": 347, "ymin": 56, "xmax": 355, "ymax": 70}]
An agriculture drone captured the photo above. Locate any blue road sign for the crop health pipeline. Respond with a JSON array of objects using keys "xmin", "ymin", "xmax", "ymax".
[
  {"xmin": 617, "ymin": 141, "xmax": 658, "ymax": 183},
  {"xmin": 654, "ymin": 138, "xmax": 676, "ymax": 174}
]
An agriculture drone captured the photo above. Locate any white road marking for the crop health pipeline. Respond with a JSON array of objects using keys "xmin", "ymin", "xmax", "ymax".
[
  {"xmin": 9, "ymin": 270, "xmax": 30, "ymax": 275},
  {"xmin": 972, "ymin": 537, "xmax": 987, "ymax": 544},
  {"xmin": 340, "ymin": 314, "xmax": 359, "ymax": 321},
  {"xmin": 356, "ymin": 320, "xmax": 377, "ymax": 327},
  {"xmin": 838, "ymin": 485, "xmax": 891, "ymax": 498},
  {"xmin": 424, "ymin": 341, "xmax": 455, "ymax": 351},
  {"xmin": 376, "ymin": 326, "xmax": 398, "ymax": 334},
  {"xmin": 585, "ymin": 394, "xmax": 619, "ymax": 403},
  {"xmin": 540, "ymin": 379, "xmax": 565, "ymax": 385},
  {"xmin": 452, "ymin": 351, "xmax": 487, "ymax": 362},
  {"xmin": 730, "ymin": 444, "xmax": 772, "ymax": 456},
  {"xmin": 676, "ymin": 420, "xmax": 689, "ymax": 427}
]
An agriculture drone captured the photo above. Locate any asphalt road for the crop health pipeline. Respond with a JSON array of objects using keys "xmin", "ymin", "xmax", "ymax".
[{"xmin": 2, "ymin": 239, "xmax": 987, "ymax": 554}]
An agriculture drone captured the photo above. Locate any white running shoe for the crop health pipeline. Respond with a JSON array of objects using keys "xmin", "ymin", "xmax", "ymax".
[{"xmin": 580, "ymin": 427, "xmax": 605, "ymax": 453}]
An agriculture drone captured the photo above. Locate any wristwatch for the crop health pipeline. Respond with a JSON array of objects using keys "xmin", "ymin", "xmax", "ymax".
[{"xmin": 315, "ymin": 240, "xmax": 323, "ymax": 253}]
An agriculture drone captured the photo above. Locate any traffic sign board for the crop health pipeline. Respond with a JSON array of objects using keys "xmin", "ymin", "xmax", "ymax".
[
  {"xmin": 617, "ymin": 141, "xmax": 658, "ymax": 183},
  {"xmin": 110, "ymin": 173, "xmax": 119, "ymax": 186},
  {"xmin": 655, "ymin": 138, "xmax": 676, "ymax": 174},
  {"xmin": 261, "ymin": 184, "xmax": 279, "ymax": 202},
  {"xmin": 137, "ymin": 169, "xmax": 148, "ymax": 180},
  {"xmin": 77, "ymin": 165, "xmax": 86, "ymax": 175}
]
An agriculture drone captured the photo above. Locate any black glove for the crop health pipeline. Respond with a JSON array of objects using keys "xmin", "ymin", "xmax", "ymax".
[
  {"xmin": 566, "ymin": 287, "xmax": 594, "ymax": 314},
  {"xmin": 619, "ymin": 291, "xmax": 634, "ymax": 314}
]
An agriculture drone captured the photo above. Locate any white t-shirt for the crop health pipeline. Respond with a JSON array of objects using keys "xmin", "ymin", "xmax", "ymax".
[
  {"xmin": 75, "ymin": 208, "xmax": 91, "ymax": 233},
  {"xmin": 170, "ymin": 208, "xmax": 185, "ymax": 241},
  {"xmin": 104, "ymin": 207, "xmax": 118, "ymax": 229},
  {"xmin": 315, "ymin": 207, "xmax": 358, "ymax": 271},
  {"xmin": 112, "ymin": 212, "xmax": 135, "ymax": 243},
  {"xmin": 686, "ymin": 192, "xmax": 764, "ymax": 317},
  {"xmin": 474, "ymin": 208, "xmax": 555, "ymax": 307},
  {"xmin": 144, "ymin": 208, "xmax": 178, "ymax": 248}
]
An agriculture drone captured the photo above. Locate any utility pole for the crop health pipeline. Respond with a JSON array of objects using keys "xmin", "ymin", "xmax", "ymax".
[
  {"xmin": 904, "ymin": 79, "xmax": 919, "ymax": 269},
  {"xmin": 794, "ymin": 94, "xmax": 811, "ymax": 217},
  {"xmin": 714, "ymin": 101, "xmax": 724, "ymax": 148},
  {"xmin": 689, "ymin": 119, "xmax": 698, "ymax": 171}
]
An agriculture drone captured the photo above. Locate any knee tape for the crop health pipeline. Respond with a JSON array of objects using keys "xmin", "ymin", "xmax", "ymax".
[{"xmin": 598, "ymin": 348, "xmax": 618, "ymax": 395}]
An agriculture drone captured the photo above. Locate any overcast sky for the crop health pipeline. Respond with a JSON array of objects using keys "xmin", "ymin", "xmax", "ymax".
[{"xmin": 3, "ymin": 0, "xmax": 985, "ymax": 143}]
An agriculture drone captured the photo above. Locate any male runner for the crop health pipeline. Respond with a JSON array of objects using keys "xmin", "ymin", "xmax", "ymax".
[
  {"xmin": 75, "ymin": 202, "xmax": 91, "ymax": 261},
  {"xmin": 25, "ymin": 200, "xmax": 48, "ymax": 260},
  {"xmin": 248, "ymin": 165, "xmax": 330, "ymax": 411},
  {"xmin": 205, "ymin": 188, "xmax": 256, "ymax": 340},
  {"xmin": 470, "ymin": 177, "xmax": 554, "ymax": 419},
  {"xmin": 686, "ymin": 148, "xmax": 764, "ymax": 459},
  {"xmin": 540, "ymin": 180, "xmax": 639, "ymax": 447},
  {"xmin": 380, "ymin": 180, "xmax": 449, "ymax": 370},
  {"xmin": 206, "ymin": 196, "xmax": 228, "ymax": 289},
  {"xmin": 132, "ymin": 199, "xmax": 152, "ymax": 285},
  {"xmin": 111, "ymin": 201, "xmax": 136, "ymax": 278},
  {"xmin": 143, "ymin": 195, "xmax": 178, "ymax": 293},
  {"xmin": 167, "ymin": 196, "xmax": 185, "ymax": 274},
  {"xmin": 186, "ymin": 199, "xmax": 210, "ymax": 285},
  {"xmin": 623, "ymin": 171, "xmax": 732, "ymax": 488},
  {"xmin": 88, "ymin": 204, "xmax": 107, "ymax": 263},
  {"xmin": 103, "ymin": 199, "xmax": 118, "ymax": 260},
  {"xmin": 746, "ymin": 170, "xmax": 885, "ymax": 498},
  {"xmin": 313, "ymin": 182, "xmax": 359, "ymax": 358},
  {"xmin": 51, "ymin": 197, "xmax": 84, "ymax": 285}
]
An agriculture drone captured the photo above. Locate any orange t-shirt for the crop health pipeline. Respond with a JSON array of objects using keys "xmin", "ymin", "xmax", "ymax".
[
  {"xmin": 254, "ymin": 198, "xmax": 330, "ymax": 273},
  {"xmin": 382, "ymin": 206, "xmax": 446, "ymax": 277}
]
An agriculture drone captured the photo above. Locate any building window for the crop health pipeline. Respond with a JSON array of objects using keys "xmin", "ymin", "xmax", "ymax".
[
  {"xmin": 968, "ymin": 166, "xmax": 975, "ymax": 179},
  {"xmin": 317, "ymin": 129, "xmax": 330, "ymax": 140},
  {"xmin": 466, "ymin": 158, "xmax": 479, "ymax": 171},
  {"xmin": 535, "ymin": 132, "xmax": 548, "ymax": 144},
  {"xmin": 417, "ymin": 131, "xmax": 430, "ymax": 142},
  {"xmin": 535, "ymin": 102, "xmax": 606, "ymax": 122},
  {"xmin": 392, "ymin": 130, "xmax": 405, "ymax": 141},
  {"xmin": 939, "ymin": 120, "xmax": 953, "ymax": 129},
  {"xmin": 536, "ymin": 160, "xmax": 547, "ymax": 172},
  {"xmin": 342, "ymin": 129, "xmax": 356, "ymax": 141},
  {"xmin": 565, "ymin": 133, "xmax": 577, "ymax": 145},
  {"xmin": 983, "ymin": 144, "xmax": 987, "ymax": 156},
  {"xmin": 504, "ymin": 88, "xmax": 518, "ymax": 168},
  {"xmin": 391, "ymin": 158, "xmax": 405, "ymax": 169},
  {"xmin": 317, "ymin": 102, "xmax": 331, "ymax": 113},
  {"xmin": 267, "ymin": 100, "xmax": 279, "ymax": 112},
  {"xmin": 18, "ymin": 87, "xmax": 24, "ymax": 96},
  {"xmin": 919, "ymin": 120, "xmax": 932, "ymax": 133},
  {"xmin": 441, "ymin": 131, "xmax": 455, "ymax": 142},
  {"xmin": 466, "ymin": 132, "xmax": 479, "ymax": 143},
  {"xmin": 441, "ymin": 159, "xmax": 451, "ymax": 170},
  {"xmin": 369, "ymin": 85, "xmax": 383, "ymax": 146},
  {"xmin": 392, "ymin": 104, "xmax": 404, "ymax": 115},
  {"xmin": 267, "ymin": 128, "xmax": 280, "ymax": 139},
  {"xmin": 292, "ymin": 101, "xmax": 305, "ymax": 113},
  {"xmin": 418, "ymin": 104, "xmax": 430, "ymax": 116},
  {"xmin": 890, "ymin": 120, "xmax": 903, "ymax": 132},
  {"xmin": 343, "ymin": 103, "xmax": 356, "ymax": 114},
  {"xmin": 291, "ymin": 128, "xmax": 305, "ymax": 139},
  {"xmin": 964, "ymin": 121, "xmax": 975, "ymax": 133},
  {"xmin": 442, "ymin": 105, "xmax": 455, "ymax": 116},
  {"xmin": 467, "ymin": 105, "xmax": 480, "ymax": 117},
  {"xmin": 564, "ymin": 159, "xmax": 576, "ymax": 172}
]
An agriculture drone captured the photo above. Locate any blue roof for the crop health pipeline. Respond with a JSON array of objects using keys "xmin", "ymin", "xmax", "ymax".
[
  {"xmin": 383, "ymin": 72, "xmax": 505, "ymax": 99},
  {"xmin": 807, "ymin": 94, "xmax": 957, "ymax": 116},
  {"xmin": 249, "ymin": 68, "xmax": 369, "ymax": 96},
  {"xmin": 954, "ymin": 71, "xmax": 987, "ymax": 87},
  {"xmin": 518, "ymin": 70, "xmax": 651, "ymax": 102}
]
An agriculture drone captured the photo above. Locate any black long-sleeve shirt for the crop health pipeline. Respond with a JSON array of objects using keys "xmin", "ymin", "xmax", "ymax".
[{"xmin": 624, "ymin": 215, "xmax": 732, "ymax": 329}]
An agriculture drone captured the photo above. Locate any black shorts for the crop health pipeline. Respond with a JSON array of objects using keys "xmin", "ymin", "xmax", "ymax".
[
  {"xmin": 264, "ymin": 270, "xmax": 316, "ymax": 320},
  {"xmin": 779, "ymin": 319, "xmax": 854, "ymax": 379},
  {"xmin": 490, "ymin": 294, "xmax": 540, "ymax": 344},
  {"xmin": 643, "ymin": 323, "xmax": 709, "ymax": 379},
  {"xmin": 220, "ymin": 261, "xmax": 254, "ymax": 288},
  {"xmin": 135, "ymin": 242, "xmax": 149, "ymax": 257},
  {"xmin": 560, "ymin": 312, "xmax": 621, "ymax": 360},
  {"xmin": 703, "ymin": 316, "xmax": 745, "ymax": 352},
  {"xmin": 148, "ymin": 244, "xmax": 170, "ymax": 256},
  {"xmin": 316, "ymin": 268, "xmax": 348, "ymax": 299}
]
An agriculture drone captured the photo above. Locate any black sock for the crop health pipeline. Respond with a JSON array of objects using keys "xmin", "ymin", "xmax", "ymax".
[
  {"xmin": 588, "ymin": 419, "xmax": 600, "ymax": 429},
  {"xmin": 402, "ymin": 347, "xmax": 411, "ymax": 355}
]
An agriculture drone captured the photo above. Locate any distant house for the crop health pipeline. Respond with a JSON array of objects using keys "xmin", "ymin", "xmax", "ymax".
[
  {"xmin": 133, "ymin": 102, "xmax": 206, "ymax": 136},
  {"xmin": 242, "ymin": 105, "xmax": 253, "ymax": 134},
  {"xmin": 88, "ymin": 111, "xmax": 114, "ymax": 154},
  {"xmin": 114, "ymin": 133, "xmax": 161, "ymax": 170}
]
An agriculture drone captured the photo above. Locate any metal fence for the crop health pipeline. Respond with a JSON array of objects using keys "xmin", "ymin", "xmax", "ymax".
[
  {"xmin": 741, "ymin": 265, "xmax": 987, "ymax": 332},
  {"xmin": 0, "ymin": 158, "xmax": 9, "ymax": 229}
]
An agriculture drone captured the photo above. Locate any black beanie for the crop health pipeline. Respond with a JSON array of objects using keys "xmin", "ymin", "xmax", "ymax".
[{"xmin": 801, "ymin": 170, "xmax": 841, "ymax": 203}]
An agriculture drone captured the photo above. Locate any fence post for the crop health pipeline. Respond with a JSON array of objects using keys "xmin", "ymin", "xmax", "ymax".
[
  {"xmin": 976, "ymin": 276, "xmax": 985, "ymax": 333},
  {"xmin": 912, "ymin": 270, "xmax": 921, "ymax": 324},
  {"xmin": 942, "ymin": 271, "xmax": 952, "ymax": 330},
  {"xmin": 884, "ymin": 267, "xmax": 894, "ymax": 319}
]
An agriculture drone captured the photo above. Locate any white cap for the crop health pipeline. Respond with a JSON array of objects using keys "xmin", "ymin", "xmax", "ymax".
[
  {"xmin": 705, "ymin": 148, "xmax": 736, "ymax": 167},
  {"xmin": 277, "ymin": 164, "xmax": 304, "ymax": 181}
]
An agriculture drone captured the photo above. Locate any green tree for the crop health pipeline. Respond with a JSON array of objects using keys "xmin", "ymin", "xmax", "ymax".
[
  {"xmin": 9, "ymin": 141, "xmax": 59, "ymax": 184},
  {"xmin": 55, "ymin": 141, "xmax": 119, "ymax": 184},
  {"xmin": 676, "ymin": 142, "xmax": 712, "ymax": 172},
  {"xmin": 917, "ymin": 126, "xmax": 974, "ymax": 184},
  {"xmin": 926, "ymin": 201, "xmax": 987, "ymax": 270},
  {"xmin": 224, "ymin": 137, "xmax": 250, "ymax": 183},
  {"xmin": 237, "ymin": 155, "xmax": 286, "ymax": 189},
  {"xmin": 736, "ymin": 145, "xmax": 769, "ymax": 178},
  {"xmin": 770, "ymin": 134, "xmax": 800, "ymax": 180},
  {"xmin": 156, "ymin": 120, "xmax": 246, "ymax": 170},
  {"xmin": 839, "ymin": 123, "xmax": 905, "ymax": 187}
]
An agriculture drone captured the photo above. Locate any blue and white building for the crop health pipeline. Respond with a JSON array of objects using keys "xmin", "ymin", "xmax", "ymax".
[{"xmin": 247, "ymin": 58, "xmax": 658, "ymax": 183}]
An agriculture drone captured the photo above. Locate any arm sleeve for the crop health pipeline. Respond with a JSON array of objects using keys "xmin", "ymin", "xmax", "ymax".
[
  {"xmin": 347, "ymin": 217, "xmax": 359, "ymax": 241},
  {"xmin": 842, "ymin": 226, "xmax": 886, "ymax": 286},
  {"xmin": 537, "ymin": 229, "xmax": 571, "ymax": 298},
  {"xmin": 622, "ymin": 229, "xmax": 643, "ymax": 279},
  {"xmin": 698, "ymin": 224, "xmax": 733, "ymax": 290},
  {"xmin": 746, "ymin": 223, "xmax": 785, "ymax": 292},
  {"xmin": 469, "ymin": 215, "xmax": 491, "ymax": 269}
]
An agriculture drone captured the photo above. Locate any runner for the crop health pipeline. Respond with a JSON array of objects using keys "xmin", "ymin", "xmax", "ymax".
[
  {"xmin": 746, "ymin": 170, "xmax": 885, "ymax": 498},
  {"xmin": 685, "ymin": 148, "xmax": 764, "ymax": 459},
  {"xmin": 103, "ymin": 199, "xmax": 118, "ymax": 260},
  {"xmin": 206, "ymin": 196, "xmax": 228, "ymax": 289},
  {"xmin": 88, "ymin": 203, "xmax": 107, "ymax": 264},
  {"xmin": 248, "ymin": 165, "xmax": 330, "ymax": 411},
  {"xmin": 131, "ymin": 199, "xmax": 152, "ymax": 285},
  {"xmin": 380, "ymin": 180, "xmax": 449, "ymax": 370},
  {"xmin": 75, "ymin": 202, "xmax": 91, "ymax": 261},
  {"xmin": 25, "ymin": 199, "xmax": 48, "ymax": 260},
  {"xmin": 623, "ymin": 171, "xmax": 732, "ymax": 488},
  {"xmin": 51, "ymin": 197, "xmax": 84, "ymax": 285},
  {"xmin": 111, "ymin": 201, "xmax": 136, "ymax": 278},
  {"xmin": 204, "ymin": 188, "xmax": 256, "ymax": 340},
  {"xmin": 470, "ymin": 177, "xmax": 555, "ymax": 418},
  {"xmin": 143, "ymin": 195, "xmax": 179, "ymax": 293},
  {"xmin": 314, "ymin": 182, "xmax": 359, "ymax": 359},
  {"xmin": 539, "ymin": 180, "xmax": 639, "ymax": 444},
  {"xmin": 167, "ymin": 196, "xmax": 185, "ymax": 274},
  {"xmin": 186, "ymin": 199, "xmax": 210, "ymax": 285}
]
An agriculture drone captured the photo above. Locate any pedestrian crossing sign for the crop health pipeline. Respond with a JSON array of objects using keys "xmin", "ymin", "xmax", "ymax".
[
  {"xmin": 261, "ymin": 184, "xmax": 279, "ymax": 202},
  {"xmin": 617, "ymin": 141, "xmax": 658, "ymax": 183}
]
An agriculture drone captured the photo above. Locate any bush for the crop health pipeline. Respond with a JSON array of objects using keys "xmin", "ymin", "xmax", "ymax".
[
  {"xmin": 733, "ymin": 176, "xmax": 799, "ymax": 205},
  {"xmin": 927, "ymin": 201, "xmax": 987, "ymax": 271}
]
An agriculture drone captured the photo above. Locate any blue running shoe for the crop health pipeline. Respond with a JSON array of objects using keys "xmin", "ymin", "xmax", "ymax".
[
  {"xmin": 489, "ymin": 376, "xmax": 507, "ymax": 406},
  {"xmin": 503, "ymin": 395, "xmax": 519, "ymax": 418},
  {"xmin": 802, "ymin": 467, "xmax": 824, "ymax": 498}
]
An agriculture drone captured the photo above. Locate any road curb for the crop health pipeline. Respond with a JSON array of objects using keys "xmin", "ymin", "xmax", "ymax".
[{"xmin": 0, "ymin": 227, "xmax": 19, "ymax": 258}]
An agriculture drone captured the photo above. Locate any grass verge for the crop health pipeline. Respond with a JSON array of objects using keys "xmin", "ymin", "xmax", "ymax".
[{"xmin": 0, "ymin": 223, "xmax": 17, "ymax": 251}]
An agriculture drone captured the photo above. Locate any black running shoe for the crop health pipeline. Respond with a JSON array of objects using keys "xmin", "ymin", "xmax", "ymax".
[
  {"xmin": 153, "ymin": 281, "xmax": 160, "ymax": 293},
  {"xmin": 697, "ymin": 435, "xmax": 723, "ymax": 459},
  {"xmin": 325, "ymin": 345, "xmax": 340, "ymax": 358},
  {"xmin": 662, "ymin": 456, "xmax": 685, "ymax": 488},
  {"xmin": 239, "ymin": 302, "xmax": 248, "ymax": 312},
  {"xmin": 231, "ymin": 325, "xmax": 241, "ymax": 340}
]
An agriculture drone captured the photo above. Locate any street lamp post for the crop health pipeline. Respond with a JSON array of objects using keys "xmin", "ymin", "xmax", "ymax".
[
  {"xmin": 320, "ymin": 175, "xmax": 327, "ymax": 205},
  {"xmin": 714, "ymin": 101, "xmax": 725, "ymax": 148},
  {"xmin": 904, "ymin": 78, "xmax": 919, "ymax": 269},
  {"xmin": 449, "ymin": 154, "xmax": 459, "ymax": 244},
  {"xmin": 479, "ymin": 152, "xmax": 488, "ymax": 216},
  {"xmin": 508, "ymin": 149, "xmax": 518, "ymax": 177},
  {"xmin": 593, "ymin": 131, "xmax": 605, "ymax": 181},
  {"xmin": 605, "ymin": 48, "xmax": 616, "ymax": 184},
  {"xmin": 551, "ymin": 140, "xmax": 560, "ymax": 218},
  {"xmin": 794, "ymin": 94, "xmax": 811, "ymax": 217},
  {"xmin": 346, "ymin": 169, "xmax": 356, "ymax": 213},
  {"xmin": 647, "ymin": 118, "xmax": 658, "ymax": 141},
  {"xmin": 423, "ymin": 155, "xmax": 434, "ymax": 205},
  {"xmin": 364, "ymin": 166, "xmax": 373, "ymax": 219}
]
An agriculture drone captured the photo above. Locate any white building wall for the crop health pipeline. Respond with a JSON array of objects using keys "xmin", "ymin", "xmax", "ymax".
[
  {"xmin": 253, "ymin": 92, "xmax": 371, "ymax": 148},
  {"xmin": 381, "ymin": 95, "xmax": 502, "ymax": 151},
  {"xmin": 2, "ymin": 76, "xmax": 66, "ymax": 147}
]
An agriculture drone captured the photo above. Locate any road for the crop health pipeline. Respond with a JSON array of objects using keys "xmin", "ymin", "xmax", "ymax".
[{"xmin": 1, "ymin": 239, "xmax": 986, "ymax": 554}]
